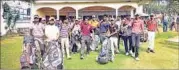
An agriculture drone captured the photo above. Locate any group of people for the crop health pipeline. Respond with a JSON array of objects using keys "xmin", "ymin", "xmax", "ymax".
[{"xmin": 23, "ymin": 13, "xmax": 174, "ymax": 64}]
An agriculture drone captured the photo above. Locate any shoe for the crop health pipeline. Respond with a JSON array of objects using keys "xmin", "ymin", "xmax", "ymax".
[
  {"xmin": 135, "ymin": 57, "xmax": 140, "ymax": 61},
  {"xmin": 132, "ymin": 53, "xmax": 135, "ymax": 58},
  {"xmin": 150, "ymin": 50, "xmax": 155, "ymax": 53},
  {"xmin": 80, "ymin": 56, "xmax": 84, "ymax": 60},
  {"xmin": 146, "ymin": 48, "xmax": 150, "ymax": 53},
  {"xmin": 129, "ymin": 50, "xmax": 133, "ymax": 55},
  {"xmin": 125, "ymin": 52, "xmax": 129, "ymax": 56},
  {"xmin": 67, "ymin": 56, "xmax": 72, "ymax": 60}
]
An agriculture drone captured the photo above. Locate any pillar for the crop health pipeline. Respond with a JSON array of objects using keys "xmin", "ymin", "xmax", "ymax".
[
  {"xmin": 131, "ymin": 9, "xmax": 134, "ymax": 18},
  {"xmin": 76, "ymin": 9, "xmax": 79, "ymax": 20},
  {"xmin": 56, "ymin": 9, "xmax": 59, "ymax": 20},
  {"xmin": 116, "ymin": 8, "xmax": 118, "ymax": 18}
]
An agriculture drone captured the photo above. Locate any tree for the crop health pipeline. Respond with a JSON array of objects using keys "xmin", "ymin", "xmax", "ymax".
[
  {"xmin": 2, "ymin": 2, "xmax": 20, "ymax": 35},
  {"xmin": 166, "ymin": 0, "xmax": 179, "ymax": 14}
]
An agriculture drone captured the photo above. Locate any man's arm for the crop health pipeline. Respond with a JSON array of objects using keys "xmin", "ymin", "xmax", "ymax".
[{"xmin": 156, "ymin": 21, "xmax": 159, "ymax": 33}]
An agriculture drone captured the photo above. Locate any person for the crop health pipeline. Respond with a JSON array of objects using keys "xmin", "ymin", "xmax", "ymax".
[
  {"xmin": 99, "ymin": 14, "xmax": 110, "ymax": 44},
  {"xmin": 60, "ymin": 19, "xmax": 71, "ymax": 59},
  {"xmin": 30, "ymin": 15, "xmax": 45, "ymax": 56},
  {"xmin": 71, "ymin": 20, "xmax": 81, "ymax": 53},
  {"xmin": 115, "ymin": 16, "xmax": 122, "ymax": 53},
  {"xmin": 108, "ymin": 18, "xmax": 119, "ymax": 61},
  {"xmin": 146, "ymin": 14, "xmax": 159, "ymax": 53},
  {"xmin": 120, "ymin": 16, "xmax": 133, "ymax": 56},
  {"xmin": 88, "ymin": 15, "xmax": 100, "ymax": 51},
  {"xmin": 170, "ymin": 15, "xmax": 177, "ymax": 31},
  {"xmin": 177, "ymin": 14, "xmax": 179, "ymax": 32},
  {"xmin": 41, "ymin": 18, "xmax": 47, "ymax": 26},
  {"xmin": 45, "ymin": 17, "xmax": 60, "ymax": 41},
  {"xmin": 162, "ymin": 13, "xmax": 169, "ymax": 32},
  {"xmin": 80, "ymin": 18, "xmax": 93, "ymax": 59},
  {"xmin": 131, "ymin": 14, "xmax": 144, "ymax": 61}
]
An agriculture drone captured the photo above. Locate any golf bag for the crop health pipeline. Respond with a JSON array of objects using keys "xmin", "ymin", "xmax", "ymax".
[
  {"xmin": 71, "ymin": 30, "xmax": 82, "ymax": 52},
  {"xmin": 29, "ymin": 38, "xmax": 43, "ymax": 69},
  {"xmin": 20, "ymin": 51, "xmax": 31, "ymax": 69},
  {"xmin": 43, "ymin": 40, "xmax": 63, "ymax": 70},
  {"xmin": 20, "ymin": 35, "xmax": 34, "ymax": 69},
  {"xmin": 97, "ymin": 37, "xmax": 112, "ymax": 64},
  {"xmin": 140, "ymin": 29, "xmax": 148, "ymax": 42}
]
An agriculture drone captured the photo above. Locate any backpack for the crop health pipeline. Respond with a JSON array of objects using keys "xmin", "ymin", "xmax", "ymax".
[
  {"xmin": 97, "ymin": 38, "xmax": 112, "ymax": 64},
  {"xmin": 43, "ymin": 40, "xmax": 63, "ymax": 69}
]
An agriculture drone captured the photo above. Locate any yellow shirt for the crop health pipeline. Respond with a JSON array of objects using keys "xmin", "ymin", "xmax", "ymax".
[{"xmin": 88, "ymin": 20, "xmax": 99, "ymax": 28}]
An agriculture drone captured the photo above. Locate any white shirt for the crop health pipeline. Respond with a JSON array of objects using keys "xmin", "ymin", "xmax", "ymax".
[
  {"xmin": 30, "ymin": 23, "xmax": 45, "ymax": 37},
  {"xmin": 72, "ymin": 24, "xmax": 81, "ymax": 34},
  {"xmin": 45, "ymin": 25, "xmax": 59, "ymax": 41},
  {"xmin": 115, "ymin": 20, "xmax": 121, "ymax": 29}
]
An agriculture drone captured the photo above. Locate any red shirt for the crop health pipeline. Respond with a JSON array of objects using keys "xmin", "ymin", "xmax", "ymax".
[
  {"xmin": 146, "ymin": 19, "xmax": 157, "ymax": 31},
  {"xmin": 131, "ymin": 19, "xmax": 144, "ymax": 34},
  {"xmin": 80, "ymin": 22, "xmax": 92, "ymax": 36}
]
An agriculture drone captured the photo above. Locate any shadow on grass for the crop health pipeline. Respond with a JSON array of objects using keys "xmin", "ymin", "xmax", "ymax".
[{"xmin": 158, "ymin": 40, "xmax": 178, "ymax": 50}]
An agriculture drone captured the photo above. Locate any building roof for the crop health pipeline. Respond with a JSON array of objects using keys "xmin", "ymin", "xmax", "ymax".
[{"xmin": 35, "ymin": 0, "xmax": 147, "ymax": 3}]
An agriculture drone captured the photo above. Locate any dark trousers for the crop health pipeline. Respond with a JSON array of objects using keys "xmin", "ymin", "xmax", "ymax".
[
  {"xmin": 81, "ymin": 36, "xmax": 91, "ymax": 57},
  {"xmin": 122, "ymin": 36, "xmax": 133, "ymax": 53},
  {"xmin": 131, "ymin": 33, "xmax": 140, "ymax": 58},
  {"xmin": 117, "ymin": 35, "xmax": 122, "ymax": 51},
  {"xmin": 163, "ymin": 22, "xmax": 168, "ymax": 32}
]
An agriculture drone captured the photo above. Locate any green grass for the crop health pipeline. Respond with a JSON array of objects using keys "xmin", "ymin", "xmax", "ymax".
[{"xmin": 1, "ymin": 31, "xmax": 178, "ymax": 69}]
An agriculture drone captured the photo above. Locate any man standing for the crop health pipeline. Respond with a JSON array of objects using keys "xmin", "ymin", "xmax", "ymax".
[
  {"xmin": 88, "ymin": 15, "xmax": 100, "ymax": 51},
  {"xmin": 80, "ymin": 18, "xmax": 93, "ymax": 59},
  {"xmin": 30, "ymin": 15, "xmax": 45, "ymax": 56},
  {"xmin": 71, "ymin": 20, "xmax": 81, "ymax": 53},
  {"xmin": 115, "ymin": 16, "xmax": 122, "ymax": 53},
  {"xmin": 45, "ymin": 17, "xmax": 60, "ymax": 41},
  {"xmin": 60, "ymin": 19, "xmax": 71, "ymax": 59},
  {"xmin": 146, "ymin": 15, "xmax": 159, "ymax": 53},
  {"xmin": 131, "ymin": 14, "xmax": 144, "ymax": 61},
  {"xmin": 99, "ymin": 14, "xmax": 110, "ymax": 43},
  {"xmin": 163, "ymin": 13, "xmax": 169, "ymax": 32},
  {"xmin": 109, "ymin": 19, "xmax": 119, "ymax": 61}
]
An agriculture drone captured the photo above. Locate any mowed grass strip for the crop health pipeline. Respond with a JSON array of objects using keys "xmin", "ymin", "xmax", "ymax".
[{"xmin": 0, "ymin": 31, "xmax": 178, "ymax": 69}]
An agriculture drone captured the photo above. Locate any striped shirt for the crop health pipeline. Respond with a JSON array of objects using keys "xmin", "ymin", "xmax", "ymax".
[{"xmin": 60, "ymin": 24, "xmax": 70, "ymax": 38}]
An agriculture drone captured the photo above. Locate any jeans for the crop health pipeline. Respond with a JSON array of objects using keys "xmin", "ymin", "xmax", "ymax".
[
  {"xmin": 81, "ymin": 36, "xmax": 91, "ymax": 57},
  {"xmin": 148, "ymin": 31, "xmax": 155, "ymax": 50},
  {"xmin": 131, "ymin": 33, "xmax": 140, "ymax": 58},
  {"xmin": 61, "ymin": 37, "xmax": 70, "ymax": 58},
  {"xmin": 163, "ymin": 22, "xmax": 168, "ymax": 32},
  {"xmin": 71, "ymin": 34, "xmax": 81, "ymax": 52},
  {"xmin": 117, "ymin": 35, "xmax": 122, "ymax": 51},
  {"xmin": 122, "ymin": 36, "xmax": 133, "ymax": 53}
]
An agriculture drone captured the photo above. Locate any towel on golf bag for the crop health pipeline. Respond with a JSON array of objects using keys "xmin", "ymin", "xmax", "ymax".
[
  {"xmin": 71, "ymin": 30, "xmax": 82, "ymax": 52},
  {"xmin": 97, "ymin": 38, "xmax": 112, "ymax": 64},
  {"xmin": 20, "ymin": 51, "xmax": 31, "ymax": 69},
  {"xmin": 43, "ymin": 40, "xmax": 63, "ymax": 69},
  {"xmin": 90, "ymin": 35, "xmax": 100, "ymax": 51}
]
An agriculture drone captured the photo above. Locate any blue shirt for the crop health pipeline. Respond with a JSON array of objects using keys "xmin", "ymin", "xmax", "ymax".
[{"xmin": 99, "ymin": 21, "xmax": 110, "ymax": 33}]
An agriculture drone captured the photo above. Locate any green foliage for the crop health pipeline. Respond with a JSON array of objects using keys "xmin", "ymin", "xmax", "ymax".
[{"xmin": 2, "ymin": 2, "xmax": 20, "ymax": 35}]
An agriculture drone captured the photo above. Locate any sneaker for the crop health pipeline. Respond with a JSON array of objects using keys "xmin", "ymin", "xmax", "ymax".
[
  {"xmin": 150, "ymin": 50, "xmax": 155, "ymax": 53},
  {"xmin": 80, "ymin": 56, "xmax": 84, "ymax": 60},
  {"xmin": 135, "ymin": 57, "xmax": 140, "ymax": 61},
  {"xmin": 132, "ymin": 53, "xmax": 135, "ymax": 58},
  {"xmin": 67, "ymin": 56, "xmax": 72, "ymax": 60},
  {"xmin": 125, "ymin": 52, "xmax": 129, "ymax": 56},
  {"xmin": 146, "ymin": 48, "xmax": 150, "ymax": 53},
  {"xmin": 129, "ymin": 50, "xmax": 133, "ymax": 55}
]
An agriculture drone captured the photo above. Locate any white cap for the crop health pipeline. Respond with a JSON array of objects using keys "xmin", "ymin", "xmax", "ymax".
[{"xmin": 49, "ymin": 17, "xmax": 55, "ymax": 21}]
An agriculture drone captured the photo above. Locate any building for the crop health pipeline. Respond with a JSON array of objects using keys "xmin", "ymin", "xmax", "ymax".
[
  {"xmin": 1, "ymin": 0, "xmax": 147, "ymax": 36},
  {"xmin": 32, "ymin": 0, "xmax": 146, "ymax": 21},
  {"xmin": 1, "ymin": 0, "xmax": 31, "ymax": 36}
]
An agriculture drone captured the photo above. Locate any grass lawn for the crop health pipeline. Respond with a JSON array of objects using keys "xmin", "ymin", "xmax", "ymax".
[{"xmin": 0, "ymin": 31, "xmax": 178, "ymax": 69}]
